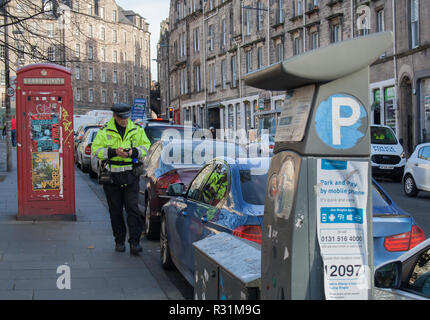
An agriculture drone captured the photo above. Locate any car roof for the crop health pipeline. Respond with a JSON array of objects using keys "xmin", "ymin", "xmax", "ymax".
[
  {"xmin": 415, "ymin": 142, "xmax": 430, "ymax": 148},
  {"xmin": 371, "ymin": 124, "xmax": 394, "ymax": 129}
]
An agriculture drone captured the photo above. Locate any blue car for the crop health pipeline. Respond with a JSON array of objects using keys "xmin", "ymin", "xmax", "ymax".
[
  {"xmin": 161, "ymin": 157, "xmax": 426, "ymax": 286},
  {"xmin": 372, "ymin": 179, "xmax": 426, "ymax": 267},
  {"xmin": 160, "ymin": 157, "xmax": 270, "ymax": 285}
]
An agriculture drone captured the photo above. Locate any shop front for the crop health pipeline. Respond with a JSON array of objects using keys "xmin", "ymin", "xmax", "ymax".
[
  {"xmin": 370, "ymin": 80, "xmax": 397, "ymax": 134},
  {"xmin": 420, "ymin": 77, "xmax": 430, "ymax": 143}
]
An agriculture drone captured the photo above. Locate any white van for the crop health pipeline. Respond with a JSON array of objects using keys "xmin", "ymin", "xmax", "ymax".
[{"xmin": 370, "ymin": 125, "xmax": 406, "ymax": 181}]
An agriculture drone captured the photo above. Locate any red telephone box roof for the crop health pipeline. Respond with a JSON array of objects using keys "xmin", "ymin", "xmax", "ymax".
[{"xmin": 17, "ymin": 63, "xmax": 71, "ymax": 75}]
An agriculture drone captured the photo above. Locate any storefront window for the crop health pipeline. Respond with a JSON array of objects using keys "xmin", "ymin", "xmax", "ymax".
[
  {"xmin": 245, "ymin": 102, "xmax": 252, "ymax": 130},
  {"xmin": 373, "ymin": 89, "xmax": 381, "ymax": 125},
  {"xmin": 423, "ymin": 78, "xmax": 430, "ymax": 142},
  {"xmin": 384, "ymin": 87, "xmax": 396, "ymax": 131},
  {"xmin": 258, "ymin": 114, "xmax": 276, "ymax": 141}
]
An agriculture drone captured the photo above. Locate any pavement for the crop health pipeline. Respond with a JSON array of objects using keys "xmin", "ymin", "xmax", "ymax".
[{"xmin": 0, "ymin": 140, "xmax": 186, "ymax": 300}]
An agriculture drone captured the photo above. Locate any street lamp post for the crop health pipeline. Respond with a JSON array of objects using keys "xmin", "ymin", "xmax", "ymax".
[{"xmin": 2, "ymin": 1, "xmax": 12, "ymax": 171}]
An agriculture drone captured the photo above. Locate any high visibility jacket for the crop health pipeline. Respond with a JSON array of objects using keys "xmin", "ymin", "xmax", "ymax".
[{"xmin": 91, "ymin": 118, "xmax": 151, "ymax": 172}]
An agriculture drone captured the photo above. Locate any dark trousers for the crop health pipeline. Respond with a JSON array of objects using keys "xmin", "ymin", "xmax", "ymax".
[
  {"xmin": 103, "ymin": 177, "xmax": 143, "ymax": 245},
  {"xmin": 11, "ymin": 130, "xmax": 16, "ymax": 147}
]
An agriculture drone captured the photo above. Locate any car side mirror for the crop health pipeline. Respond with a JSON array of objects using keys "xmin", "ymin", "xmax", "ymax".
[
  {"xmin": 167, "ymin": 183, "xmax": 186, "ymax": 197},
  {"xmin": 374, "ymin": 261, "xmax": 402, "ymax": 289}
]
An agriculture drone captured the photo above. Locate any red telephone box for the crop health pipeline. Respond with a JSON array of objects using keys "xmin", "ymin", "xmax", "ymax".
[{"xmin": 16, "ymin": 64, "xmax": 76, "ymax": 220}]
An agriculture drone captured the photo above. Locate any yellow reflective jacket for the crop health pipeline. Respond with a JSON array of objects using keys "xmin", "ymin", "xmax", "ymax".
[{"xmin": 91, "ymin": 118, "xmax": 151, "ymax": 172}]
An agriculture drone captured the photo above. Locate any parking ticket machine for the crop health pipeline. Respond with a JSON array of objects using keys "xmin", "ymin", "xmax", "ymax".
[
  {"xmin": 244, "ymin": 32, "xmax": 393, "ymax": 300},
  {"xmin": 16, "ymin": 64, "xmax": 75, "ymax": 220}
]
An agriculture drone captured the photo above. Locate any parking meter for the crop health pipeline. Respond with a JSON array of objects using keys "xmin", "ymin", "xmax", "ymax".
[{"xmin": 244, "ymin": 32, "xmax": 393, "ymax": 300}]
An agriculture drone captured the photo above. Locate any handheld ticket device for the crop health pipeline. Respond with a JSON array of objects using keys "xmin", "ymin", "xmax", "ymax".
[{"xmin": 244, "ymin": 32, "xmax": 393, "ymax": 300}]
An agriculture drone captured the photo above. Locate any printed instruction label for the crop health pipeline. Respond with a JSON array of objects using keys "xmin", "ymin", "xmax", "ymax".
[
  {"xmin": 275, "ymin": 85, "xmax": 315, "ymax": 143},
  {"xmin": 316, "ymin": 159, "xmax": 370, "ymax": 300}
]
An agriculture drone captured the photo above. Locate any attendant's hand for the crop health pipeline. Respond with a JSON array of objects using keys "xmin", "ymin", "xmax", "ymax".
[{"xmin": 116, "ymin": 147, "xmax": 131, "ymax": 158}]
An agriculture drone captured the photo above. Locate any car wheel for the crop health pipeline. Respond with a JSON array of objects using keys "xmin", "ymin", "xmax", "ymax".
[
  {"xmin": 160, "ymin": 213, "xmax": 174, "ymax": 270},
  {"xmin": 89, "ymin": 165, "xmax": 97, "ymax": 178},
  {"xmin": 144, "ymin": 196, "xmax": 160, "ymax": 240},
  {"xmin": 404, "ymin": 174, "xmax": 419, "ymax": 197},
  {"xmin": 76, "ymin": 154, "xmax": 81, "ymax": 169},
  {"xmin": 81, "ymin": 156, "xmax": 88, "ymax": 173}
]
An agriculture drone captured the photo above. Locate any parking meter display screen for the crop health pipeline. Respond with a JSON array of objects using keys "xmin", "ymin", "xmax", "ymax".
[{"xmin": 275, "ymin": 85, "xmax": 315, "ymax": 143}]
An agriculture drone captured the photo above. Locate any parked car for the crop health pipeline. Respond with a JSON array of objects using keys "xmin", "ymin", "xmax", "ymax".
[
  {"xmin": 143, "ymin": 120, "xmax": 196, "ymax": 144},
  {"xmin": 371, "ymin": 125, "xmax": 406, "ymax": 182},
  {"xmin": 403, "ymin": 142, "xmax": 430, "ymax": 197},
  {"xmin": 372, "ymin": 179, "xmax": 426, "ymax": 267},
  {"xmin": 374, "ymin": 237, "xmax": 430, "ymax": 300},
  {"xmin": 76, "ymin": 127, "xmax": 100, "ymax": 174},
  {"xmin": 140, "ymin": 139, "xmax": 247, "ymax": 240},
  {"xmin": 74, "ymin": 124, "xmax": 101, "ymax": 164},
  {"xmin": 161, "ymin": 165, "xmax": 426, "ymax": 286},
  {"xmin": 160, "ymin": 157, "xmax": 270, "ymax": 285}
]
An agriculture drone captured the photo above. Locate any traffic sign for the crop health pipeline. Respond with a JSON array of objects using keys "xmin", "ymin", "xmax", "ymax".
[{"xmin": 6, "ymin": 87, "xmax": 14, "ymax": 97}]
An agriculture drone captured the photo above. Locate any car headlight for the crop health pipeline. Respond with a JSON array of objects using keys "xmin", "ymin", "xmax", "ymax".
[{"xmin": 400, "ymin": 151, "xmax": 405, "ymax": 159}]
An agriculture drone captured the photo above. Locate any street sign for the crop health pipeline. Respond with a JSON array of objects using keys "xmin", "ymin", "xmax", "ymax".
[
  {"xmin": 6, "ymin": 87, "xmax": 14, "ymax": 97},
  {"xmin": 131, "ymin": 98, "xmax": 146, "ymax": 121}
]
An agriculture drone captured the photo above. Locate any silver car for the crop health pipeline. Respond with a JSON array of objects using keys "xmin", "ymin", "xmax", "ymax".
[
  {"xmin": 76, "ymin": 128, "xmax": 100, "ymax": 174},
  {"xmin": 374, "ymin": 238, "xmax": 430, "ymax": 300}
]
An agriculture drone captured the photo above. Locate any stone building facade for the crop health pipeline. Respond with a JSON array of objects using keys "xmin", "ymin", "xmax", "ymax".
[
  {"xmin": 157, "ymin": 18, "xmax": 170, "ymax": 119},
  {"xmin": 164, "ymin": 0, "xmax": 429, "ymax": 152},
  {"xmin": 0, "ymin": 0, "xmax": 151, "ymax": 115}
]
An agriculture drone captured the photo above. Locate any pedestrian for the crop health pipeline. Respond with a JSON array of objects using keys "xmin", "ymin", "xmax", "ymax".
[
  {"xmin": 92, "ymin": 104, "xmax": 151, "ymax": 255},
  {"xmin": 10, "ymin": 116, "xmax": 16, "ymax": 147},
  {"xmin": 209, "ymin": 126, "xmax": 216, "ymax": 140}
]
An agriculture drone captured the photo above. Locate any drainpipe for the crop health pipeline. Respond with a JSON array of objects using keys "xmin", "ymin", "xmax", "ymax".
[{"xmin": 392, "ymin": 0, "xmax": 398, "ymax": 135}]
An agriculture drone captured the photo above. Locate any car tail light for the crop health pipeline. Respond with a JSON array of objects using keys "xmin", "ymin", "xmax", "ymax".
[
  {"xmin": 156, "ymin": 172, "xmax": 181, "ymax": 189},
  {"xmin": 384, "ymin": 225, "xmax": 426, "ymax": 252},
  {"xmin": 85, "ymin": 145, "xmax": 92, "ymax": 155},
  {"xmin": 409, "ymin": 225, "xmax": 426, "ymax": 250},
  {"xmin": 233, "ymin": 225, "xmax": 262, "ymax": 244},
  {"xmin": 269, "ymin": 144, "xmax": 274, "ymax": 149}
]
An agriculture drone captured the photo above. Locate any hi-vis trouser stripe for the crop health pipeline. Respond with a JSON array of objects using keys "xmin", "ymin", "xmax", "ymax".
[
  {"xmin": 108, "ymin": 166, "xmax": 133, "ymax": 172},
  {"xmin": 94, "ymin": 147, "xmax": 109, "ymax": 159}
]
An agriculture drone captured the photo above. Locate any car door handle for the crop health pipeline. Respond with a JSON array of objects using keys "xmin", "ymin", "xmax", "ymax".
[
  {"xmin": 201, "ymin": 216, "xmax": 208, "ymax": 223},
  {"xmin": 414, "ymin": 163, "xmax": 419, "ymax": 166}
]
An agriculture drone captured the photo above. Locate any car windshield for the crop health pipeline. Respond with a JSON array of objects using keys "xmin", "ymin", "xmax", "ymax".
[
  {"xmin": 371, "ymin": 126, "xmax": 398, "ymax": 145},
  {"xmin": 372, "ymin": 184, "xmax": 392, "ymax": 208},
  {"xmin": 239, "ymin": 169, "xmax": 268, "ymax": 205},
  {"xmin": 145, "ymin": 126, "xmax": 186, "ymax": 143}
]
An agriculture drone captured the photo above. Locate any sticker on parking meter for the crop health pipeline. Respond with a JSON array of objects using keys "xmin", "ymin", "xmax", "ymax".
[
  {"xmin": 316, "ymin": 159, "xmax": 370, "ymax": 300},
  {"xmin": 275, "ymin": 85, "xmax": 315, "ymax": 143},
  {"xmin": 315, "ymin": 94, "xmax": 367, "ymax": 150}
]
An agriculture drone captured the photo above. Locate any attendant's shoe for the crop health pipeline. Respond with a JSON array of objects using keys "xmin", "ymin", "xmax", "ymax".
[
  {"xmin": 130, "ymin": 243, "xmax": 143, "ymax": 255},
  {"xmin": 115, "ymin": 243, "xmax": 126, "ymax": 252}
]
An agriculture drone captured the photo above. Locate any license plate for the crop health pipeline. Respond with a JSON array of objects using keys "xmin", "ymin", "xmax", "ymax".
[{"xmin": 379, "ymin": 165, "xmax": 394, "ymax": 170}]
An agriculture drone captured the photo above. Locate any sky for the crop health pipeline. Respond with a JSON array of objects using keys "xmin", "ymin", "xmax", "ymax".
[{"xmin": 115, "ymin": 0, "xmax": 170, "ymax": 82}]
